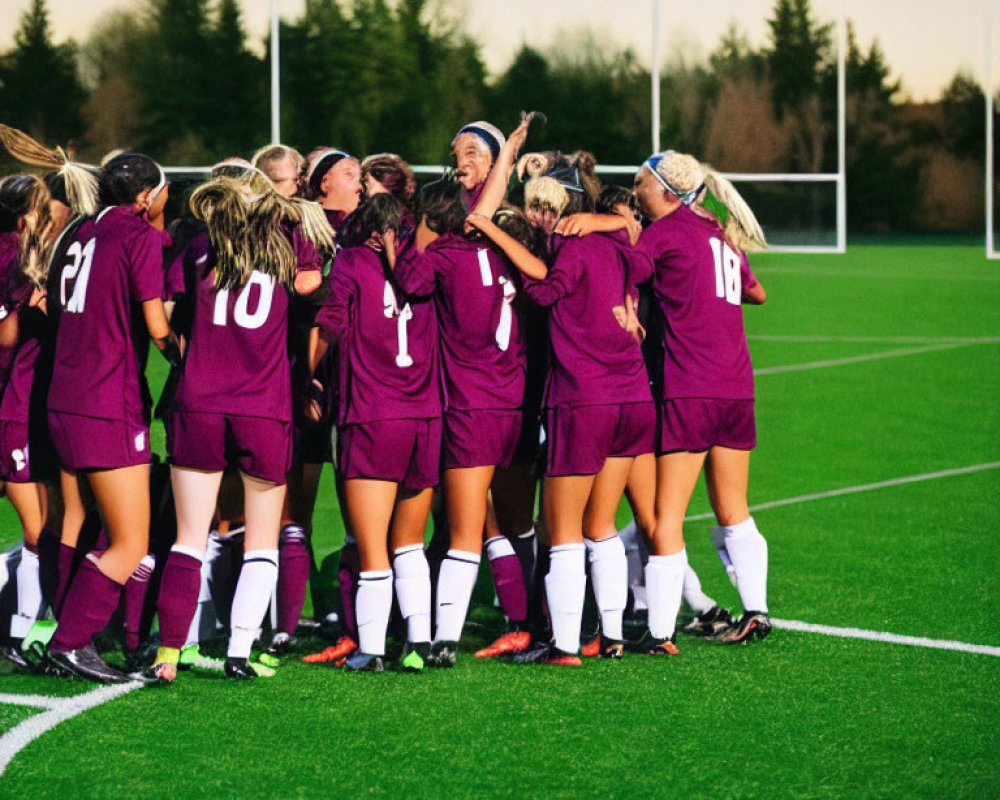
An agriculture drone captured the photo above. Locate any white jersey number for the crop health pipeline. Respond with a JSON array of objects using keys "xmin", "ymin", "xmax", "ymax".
[
  {"xmin": 477, "ymin": 248, "xmax": 516, "ymax": 352},
  {"xmin": 709, "ymin": 237, "xmax": 742, "ymax": 306},
  {"xmin": 383, "ymin": 281, "xmax": 414, "ymax": 367},
  {"xmin": 213, "ymin": 272, "xmax": 276, "ymax": 330},
  {"xmin": 62, "ymin": 238, "xmax": 97, "ymax": 313}
]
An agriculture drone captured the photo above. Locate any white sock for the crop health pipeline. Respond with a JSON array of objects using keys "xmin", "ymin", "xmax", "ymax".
[
  {"xmin": 356, "ymin": 570, "xmax": 393, "ymax": 656},
  {"xmin": 227, "ymin": 549, "xmax": 278, "ymax": 658},
  {"xmin": 682, "ymin": 564, "xmax": 716, "ymax": 614},
  {"xmin": 393, "ymin": 545, "xmax": 431, "ymax": 644},
  {"xmin": 545, "ymin": 543, "xmax": 586, "ymax": 654},
  {"xmin": 585, "ymin": 536, "xmax": 627, "ymax": 641},
  {"xmin": 645, "ymin": 549, "xmax": 687, "ymax": 640},
  {"xmin": 485, "ymin": 535, "xmax": 515, "ymax": 561},
  {"xmin": 434, "ymin": 549, "xmax": 480, "ymax": 643},
  {"xmin": 711, "ymin": 525, "xmax": 738, "ymax": 587},
  {"xmin": 11, "ymin": 549, "xmax": 43, "ymax": 639},
  {"xmin": 723, "ymin": 517, "xmax": 769, "ymax": 613}
]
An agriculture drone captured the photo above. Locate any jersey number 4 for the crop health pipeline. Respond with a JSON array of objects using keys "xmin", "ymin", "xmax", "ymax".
[
  {"xmin": 709, "ymin": 237, "xmax": 742, "ymax": 306},
  {"xmin": 61, "ymin": 238, "xmax": 97, "ymax": 313}
]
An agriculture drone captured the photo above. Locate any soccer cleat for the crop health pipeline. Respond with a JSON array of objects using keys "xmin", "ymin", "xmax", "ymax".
[
  {"xmin": 301, "ymin": 635, "xmax": 357, "ymax": 665},
  {"xmin": 123, "ymin": 644, "xmax": 157, "ymax": 674},
  {"xmin": 1, "ymin": 641, "xmax": 31, "ymax": 670},
  {"xmin": 680, "ymin": 605, "xmax": 734, "ymax": 637},
  {"xmin": 627, "ymin": 630, "xmax": 680, "ymax": 656},
  {"xmin": 178, "ymin": 645, "xmax": 225, "ymax": 673},
  {"xmin": 21, "ymin": 619, "xmax": 57, "ymax": 669},
  {"xmin": 425, "ymin": 640, "xmax": 457, "ymax": 668},
  {"xmin": 47, "ymin": 645, "xmax": 131, "ymax": 683},
  {"xmin": 511, "ymin": 641, "xmax": 581, "ymax": 666},
  {"xmin": 250, "ymin": 658, "xmax": 277, "ymax": 677},
  {"xmin": 344, "ymin": 651, "xmax": 385, "ymax": 672},
  {"xmin": 716, "ymin": 611, "xmax": 771, "ymax": 644},
  {"xmin": 400, "ymin": 641, "xmax": 430, "ymax": 672},
  {"xmin": 132, "ymin": 661, "xmax": 177, "ymax": 685},
  {"xmin": 599, "ymin": 636, "xmax": 624, "ymax": 659},
  {"xmin": 474, "ymin": 630, "xmax": 532, "ymax": 658},
  {"xmin": 223, "ymin": 657, "xmax": 257, "ymax": 680},
  {"xmin": 266, "ymin": 632, "xmax": 296, "ymax": 658},
  {"xmin": 580, "ymin": 636, "xmax": 600, "ymax": 658}
]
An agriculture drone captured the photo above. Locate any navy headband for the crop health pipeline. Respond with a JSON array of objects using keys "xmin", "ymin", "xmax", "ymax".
[
  {"xmin": 308, "ymin": 150, "xmax": 351, "ymax": 196},
  {"xmin": 455, "ymin": 125, "xmax": 501, "ymax": 163}
]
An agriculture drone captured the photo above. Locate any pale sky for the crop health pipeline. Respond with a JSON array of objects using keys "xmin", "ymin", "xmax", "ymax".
[{"xmin": 1, "ymin": 0, "xmax": 997, "ymax": 102}]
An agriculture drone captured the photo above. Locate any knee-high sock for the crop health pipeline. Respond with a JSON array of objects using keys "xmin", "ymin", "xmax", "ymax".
[
  {"xmin": 123, "ymin": 554, "xmax": 156, "ymax": 650},
  {"xmin": 528, "ymin": 541, "xmax": 551, "ymax": 637},
  {"xmin": 585, "ymin": 535, "xmax": 627, "ymax": 641},
  {"xmin": 158, "ymin": 546, "xmax": 204, "ymax": 650},
  {"xmin": 209, "ymin": 530, "xmax": 242, "ymax": 629},
  {"xmin": 545, "ymin": 543, "xmax": 586, "ymax": 654},
  {"xmin": 682, "ymin": 564, "xmax": 716, "ymax": 614},
  {"xmin": 49, "ymin": 556, "xmax": 124, "ymax": 652},
  {"xmin": 511, "ymin": 528, "xmax": 537, "ymax": 599},
  {"xmin": 645, "ymin": 549, "xmax": 687, "ymax": 640},
  {"xmin": 227, "ymin": 550, "xmax": 278, "ymax": 659},
  {"xmin": 52, "ymin": 543, "xmax": 79, "ymax": 620},
  {"xmin": 710, "ymin": 525, "xmax": 738, "ymax": 587},
  {"xmin": 36, "ymin": 527, "xmax": 61, "ymax": 610},
  {"xmin": 338, "ymin": 536, "xmax": 360, "ymax": 642},
  {"xmin": 393, "ymin": 545, "xmax": 431, "ymax": 644},
  {"xmin": 277, "ymin": 524, "xmax": 310, "ymax": 636},
  {"xmin": 356, "ymin": 570, "xmax": 393, "ymax": 656},
  {"xmin": 433, "ymin": 550, "xmax": 480, "ymax": 644},
  {"xmin": 11, "ymin": 548, "xmax": 43, "ymax": 639},
  {"xmin": 485, "ymin": 536, "xmax": 527, "ymax": 624},
  {"xmin": 722, "ymin": 517, "xmax": 768, "ymax": 613}
]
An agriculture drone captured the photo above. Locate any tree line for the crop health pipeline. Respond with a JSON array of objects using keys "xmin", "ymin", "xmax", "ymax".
[{"xmin": 0, "ymin": 0, "xmax": 995, "ymax": 232}]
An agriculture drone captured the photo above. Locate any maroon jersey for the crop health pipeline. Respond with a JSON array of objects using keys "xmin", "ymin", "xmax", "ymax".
[
  {"xmin": 48, "ymin": 206, "xmax": 165, "ymax": 421},
  {"xmin": 635, "ymin": 205, "xmax": 754, "ymax": 400},
  {"xmin": 315, "ymin": 245, "xmax": 440, "ymax": 425},
  {"xmin": 170, "ymin": 231, "xmax": 292, "ymax": 422},
  {"xmin": 395, "ymin": 233, "xmax": 525, "ymax": 411},
  {"xmin": 0, "ymin": 232, "xmax": 30, "ymax": 392},
  {"xmin": 524, "ymin": 230, "xmax": 652, "ymax": 408}
]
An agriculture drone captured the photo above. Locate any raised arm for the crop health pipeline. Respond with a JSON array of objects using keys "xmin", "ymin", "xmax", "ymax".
[
  {"xmin": 470, "ymin": 113, "xmax": 535, "ymax": 220},
  {"xmin": 465, "ymin": 212, "xmax": 547, "ymax": 280}
]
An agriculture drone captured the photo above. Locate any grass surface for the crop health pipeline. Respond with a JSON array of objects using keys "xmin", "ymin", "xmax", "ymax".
[{"xmin": 1, "ymin": 240, "xmax": 998, "ymax": 799}]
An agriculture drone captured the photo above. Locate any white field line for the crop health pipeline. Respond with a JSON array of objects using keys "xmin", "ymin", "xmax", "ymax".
[
  {"xmin": 685, "ymin": 462, "xmax": 1000, "ymax": 523},
  {"xmin": 753, "ymin": 341, "xmax": 986, "ymax": 376},
  {"xmin": 0, "ymin": 682, "xmax": 141, "ymax": 775},
  {"xmin": 748, "ymin": 334, "xmax": 1000, "ymax": 345},
  {"xmin": 753, "ymin": 266, "xmax": 1000, "ymax": 282},
  {"xmin": 771, "ymin": 619, "xmax": 1000, "ymax": 658}
]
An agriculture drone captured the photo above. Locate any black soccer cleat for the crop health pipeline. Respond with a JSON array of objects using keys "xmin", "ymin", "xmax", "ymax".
[
  {"xmin": 266, "ymin": 632, "xmax": 297, "ymax": 658},
  {"xmin": 599, "ymin": 635, "xmax": 624, "ymax": 659},
  {"xmin": 2, "ymin": 640, "xmax": 31, "ymax": 670},
  {"xmin": 344, "ymin": 651, "xmax": 385, "ymax": 672},
  {"xmin": 626, "ymin": 629, "xmax": 680, "ymax": 656},
  {"xmin": 511, "ymin": 641, "xmax": 581, "ymax": 666},
  {"xmin": 680, "ymin": 605, "xmax": 734, "ymax": 637},
  {"xmin": 47, "ymin": 645, "xmax": 131, "ymax": 683},
  {"xmin": 425, "ymin": 640, "xmax": 457, "ymax": 669},
  {"xmin": 223, "ymin": 657, "xmax": 258, "ymax": 680},
  {"xmin": 716, "ymin": 611, "xmax": 771, "ymax": 644},
  {"xmin": 400, "ymin": 641, "xmax": 431, "ymax": 672},
  {"xmin": 123, "ymin": 644, "xmax": 156, "ymax": 674}
]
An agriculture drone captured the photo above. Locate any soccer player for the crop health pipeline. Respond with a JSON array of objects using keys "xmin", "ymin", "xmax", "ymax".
[
  {"xmin": 43, "ymin": 153, "xmax": 178, "ymax": 682},
  {"xmin": 632, "ymin": 150, "xmax": 771, "ymax": 646},
  {"xmin": 310, "ymin": 194, "xmax": 440, "ymax": 672},
  {"xmin": 252, "ymin": 144, "xmax": 305, "ymax": 199},
  {"xmin": 142, "ymin": 172, "xmax": 319, "ymax": 682},
  {"xmin": 395, "ymin": 176, "xmax": 526, "ymax": 666}
]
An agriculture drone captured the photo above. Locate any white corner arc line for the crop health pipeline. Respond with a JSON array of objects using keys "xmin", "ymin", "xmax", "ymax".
[
  {"xmin": 754, "ymin": 342, "xmax": 977, "ymax": 376},
  {"xmin": 685, "ymin": 462, "xmax": 1000, "ymax": 522},
  {"xmin": 771, "ymin": 618, "xmax": 1000, "ymax": 658},
  {"xmin": 747, "ymin": 334, "xmax": 1000, "ymax": 345},
  {"xmin": 0, "ymin": 694, "xmax": 63, "ymax": 710},
  {"xmin": 0, "ymin": 682, "xmax": 142, "ymax": 775}
]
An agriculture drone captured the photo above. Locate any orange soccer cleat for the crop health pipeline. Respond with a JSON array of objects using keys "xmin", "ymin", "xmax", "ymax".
[
  {"xmin": 474, "ymin": 630, "xmax": 532, "ymax": 658},
  {"xmin": 301, "ymin": 635, "xmax": 358, "ymax": 665}
]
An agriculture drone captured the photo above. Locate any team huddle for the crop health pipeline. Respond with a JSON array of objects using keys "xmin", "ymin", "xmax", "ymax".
[{"xmin": 0, "ymin": 112, "xmax": 771, "ymax": 683}]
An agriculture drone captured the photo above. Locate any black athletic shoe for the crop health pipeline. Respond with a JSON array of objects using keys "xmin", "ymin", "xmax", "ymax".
[
  {"xmin": 680, "ymin": 605, "xmax": 734, "ymax": 637},
  {"xmin": 511, "ymin": 641, "xmax": 581, "ymax": 666},
  {"xmin": 400, "ymin": 641, "xmax": 431, "ymax": 672},
  {"xmin": 47, "ymin": 645, "xmax": 131, "ymax": 683},
  {"xmin": 123, "ymin": 644, "xmax": 156, "ymax": 674},
  {"xmin": 599, "ymin": 635, "xmax": 624, "ymax": 659},
  {"xmin": 1, "ymin": 641, "xmax": 31, "ymax": 670},
  {"xmin": 266, "ymin": 632, "xmax": 297, "ymax": 657},
  {"xmin": 223, "ymin": 657, "xmax": 258, "ymax": 680},
  {"xmin": 425, "ymin": 640, "xmax": 457, "ymax": 668},
  {"xmin": 344, "ymin": 651, "xmax": 385, "ymax": 672},
  {"xmin": 626, "ymin": 629, "xmax": 680, "ymax": 656},
  {"xmin": 716, "ymin": 611, "xmax": 771, "ymax": 644}
]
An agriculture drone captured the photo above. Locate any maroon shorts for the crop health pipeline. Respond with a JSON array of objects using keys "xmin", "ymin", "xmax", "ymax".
[
  {"xmin": 0, "ymin": 421, "xmax": 31, "ymax": 483},
  {"xmin": 545, "ymin": 402, "xmax": 656, "ymax": 477},
  {"xmin": 443, "ymin": 408, "xmax": 521, "ymax": 470},
  {"xmin": 48, "ymin": 411, "xmax": 151, "ymax": 472},
  {"xmin": 658, "ymin": 398, "xmax": 756, "ymax": 454},
  {"xmin": 339, "ymin": 417, "xmax": 441, "ymax": 490},
  {"xmin": 167, "ymin": 410, "xmax": 292, "ymax": 485}
]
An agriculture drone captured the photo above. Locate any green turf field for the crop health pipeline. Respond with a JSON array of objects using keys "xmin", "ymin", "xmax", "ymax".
[{"xmin": 1, "ymin": 241, "xmax": 998, "ymax": 799}]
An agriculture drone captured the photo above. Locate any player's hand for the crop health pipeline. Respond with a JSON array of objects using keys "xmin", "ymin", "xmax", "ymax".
[{"xmin": 555, "ymin": 214, "xmax": 591, "ymax": 237}]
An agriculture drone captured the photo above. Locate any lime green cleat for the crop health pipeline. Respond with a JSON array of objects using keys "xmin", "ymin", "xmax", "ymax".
[
  {"xmin": 257, "ymin": 652, "xmax": 280, "ymax": 669},
  {"xmin": 250, "ymin": 659, "xmax": 276, "ymax": 678},
  {"xmin": 21, "ymin": 619, "xmax": 57, "ymax": 669},
  {"xmin": 178, "ymin": 645, "xmax": 225, "ymax": 673},
  {"xmin": 400, "ymin": 641, "xmax": 430, "ymax": 673}
]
